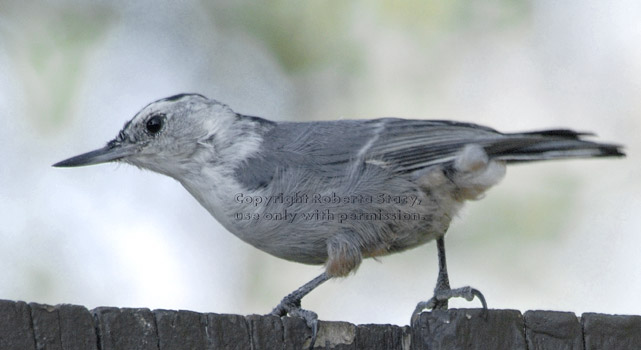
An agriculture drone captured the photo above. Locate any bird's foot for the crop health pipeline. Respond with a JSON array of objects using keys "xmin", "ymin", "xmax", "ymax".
[
  {"xmin": 412, "ymin": 286, "xmax": 487, "ymax": 323},
  {"xmin": 270, "ymin": 296, "xmax": 319, "ymax": 349}
]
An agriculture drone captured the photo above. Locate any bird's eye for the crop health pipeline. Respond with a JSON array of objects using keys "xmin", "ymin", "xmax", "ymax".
[{"xmin": 146, "ymin": 114, "xmax": 164, "ymax": 134}]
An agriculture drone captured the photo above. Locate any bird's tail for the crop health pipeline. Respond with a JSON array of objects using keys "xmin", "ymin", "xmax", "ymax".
[{"xmin": 485, "ymin": 129, "xmax": 625, "ymax": 163}]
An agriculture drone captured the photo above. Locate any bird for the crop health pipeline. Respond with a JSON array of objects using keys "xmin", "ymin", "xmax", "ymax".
[{"xmin": 54, "ymin": 93, "xmax": 624, "ymax": 347}]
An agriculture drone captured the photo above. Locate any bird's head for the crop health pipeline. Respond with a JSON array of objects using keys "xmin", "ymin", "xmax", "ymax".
[{"xmin": 54, "ymin": 94, "xmax": 240, "ymax": 178}]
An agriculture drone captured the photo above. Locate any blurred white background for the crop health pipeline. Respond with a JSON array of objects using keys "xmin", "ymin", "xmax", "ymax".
[{"xmin": 1, "ymin": 0, "xmax": 639, "ymax": 326}]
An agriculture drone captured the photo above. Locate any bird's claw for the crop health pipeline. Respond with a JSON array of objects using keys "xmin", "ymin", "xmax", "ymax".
[
  {"xmin": 412, "ymin": 286, "xmax": 488, "ymax": 323},
  {"xmin": 270, "ymin": 297, "xmax": 319, "ymax": 349}
]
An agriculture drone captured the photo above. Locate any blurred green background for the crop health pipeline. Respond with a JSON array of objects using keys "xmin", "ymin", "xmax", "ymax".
[{"xmin": 0, "ymin": 0, "xmax": 639, "ymax": 325}]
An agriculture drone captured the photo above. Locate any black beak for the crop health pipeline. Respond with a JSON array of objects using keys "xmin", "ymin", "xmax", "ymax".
[{"xmin": 53, "ymin": 142, "xmax": 137, "ymax": 167}]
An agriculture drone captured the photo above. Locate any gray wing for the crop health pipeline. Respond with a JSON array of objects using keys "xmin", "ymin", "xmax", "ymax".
[{"xmin": 234, "ymin": 117, "xmax": 505, "ymax": 189}]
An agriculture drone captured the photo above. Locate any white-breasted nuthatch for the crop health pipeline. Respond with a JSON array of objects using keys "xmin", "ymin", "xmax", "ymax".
[{"xmin": 55, "ymin": 94, "xmax": 624, "ymax": 346}]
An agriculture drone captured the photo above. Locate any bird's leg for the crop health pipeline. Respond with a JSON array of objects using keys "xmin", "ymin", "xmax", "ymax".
[
  {"xmin": 270, "ymin": 272, "xmax": 330, "ymax": 348},
  {"xmin": 412, "ymin": 236, "xmax": 487, "ymax": 321},
  {"xmin": 431, "ymin": 236, "xmax": 452, "ymax": 309}
]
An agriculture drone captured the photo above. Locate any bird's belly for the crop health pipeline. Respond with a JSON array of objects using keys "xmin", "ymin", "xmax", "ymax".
[{"xmin": 226, "ymin": 192, "xmax": 458, "ymax": 265}]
